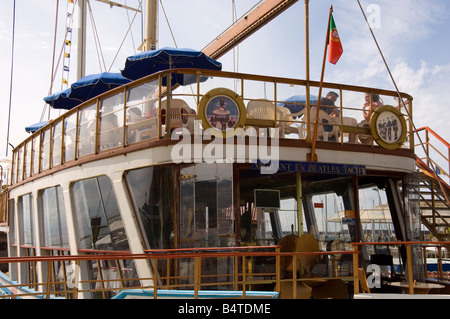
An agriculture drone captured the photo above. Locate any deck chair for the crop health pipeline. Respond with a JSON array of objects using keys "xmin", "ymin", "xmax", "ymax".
[
  {"xmin": 292, "ymin": 108, "xmax": 339, "ymax": 141},
  {"xmin": 160, "ymin": 99, "xmax": 194, "ymax": 132},
  {"xmin": 246, "ymin": 99, "xmax": 287, "ymax": 137}
]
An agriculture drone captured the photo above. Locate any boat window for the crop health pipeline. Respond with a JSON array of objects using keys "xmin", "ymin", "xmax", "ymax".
[
  {"xmin": 71, "ymin": 176, "xmax": 129, "ymax": 251},
  {"xmin": 125, "ymin": 165, "xmax": 175, "ymax": 250},
  {"xmin": 18, "ymin": 193, "xmax": 34, "ymax": 246},
  {"xmin": 32, "ymin": 135, "xmax": 40, "ymax": 175},
  {"xmin": 98, "ymin": 93, "xmax": 124, "ymax": 151},
  {"xmin": 179, "ymin": 163, "xmax": 234, "ymax": 248},
  {"xmin": 15, "ymin": 146, "xmax": 23, "ymax": 183},
  {"xmin": 7, "ymin": 199, "xmax": 15, "ymax": 246},
  {"xmin": 126, "ymin": 80, "xmax": 159, "ymax": 144},
  {"xmin": 40, "ymin": 129, "xmax": 51, "ymax": 172},
  {"xmin": 51, "ymin": 121, "xmax": 63, "ymax": 167},
  {"xmin": 23, "ymin": 141, "xmax": 32, "ymax": 179},
  {"xmin": 38, "ymin": 186, "xmax": 69, "ymax": 248},
  {"xmin": 64, "ymin": 112, "xmax": 77, "ymax": 162},
  {"xmin": 77, "ymin": 103, "xmax": 97, "ymax": 158}
]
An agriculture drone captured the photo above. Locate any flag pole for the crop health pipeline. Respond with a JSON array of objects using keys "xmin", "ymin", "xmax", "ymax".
[
  {"xmin": 304, "ymin": 0, "xmax": 311, "ymax": 139},
  {"xmin": 308, "ymin": 5, "xmax": 333, "ymax": 162}
]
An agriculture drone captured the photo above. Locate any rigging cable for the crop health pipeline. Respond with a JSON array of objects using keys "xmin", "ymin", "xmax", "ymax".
[
  {"xmin": 86, "ymin": 0, "xmax": 107, "ymax": 72},
  {"xmin": 5, "ymin": 0, "xmax": 16, "ymax": 157},
  {"xmin": 160, "ymin": 0, "xmax": 177, "ymax": 48},
  {"xmin": 45, "ymin": 0, "xmax": 60, "ymax": 121},
  {"xmin": 41, "ymin": 0, "xmax": 76, "ymax": 122},
  {"xmin": 108, "ymin": 0, "xmax": 143, "ymax": 72},
  {"xmin": 124, "ymin": 0, "xmax": 137, "ymax": 53},
  {"xmin": 357, "ymin": 0, "xmax": 450, "ymax": 207}
]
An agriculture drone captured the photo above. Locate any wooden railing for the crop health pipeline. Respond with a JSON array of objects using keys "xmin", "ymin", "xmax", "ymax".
[
  {"xmin": 0, "ymin": 246, "xmax": 356, "ymax": 299},
  {"xmin": 1, "ymin": 241, "xmax": 449, "ymax": 299},
  {"xmin": 9, "ymin": 69, "xmax": 414, "ymax": 186}
]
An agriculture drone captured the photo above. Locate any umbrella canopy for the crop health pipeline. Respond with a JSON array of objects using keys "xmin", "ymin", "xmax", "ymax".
[
  {"xmin": 278, "ymin": 95, "xmax": 318, "ymax": 118},
  {"xmin": 43, "ymin": 88, "xmax": 82, "ymax": 110},
  {"xmin": 25, "ymin": 121, "xmax": 48, "ymax": 133},
  {"xmin": 68, "ymin": 72, "xmax": 131, "ymax": 101},
  {"xmin": 121, "ymin": 47, "xmax": 222, "ymax": 83},
  {"xmin": 44, "ymin": 72, "xmax": 131, "ymax": 110}
]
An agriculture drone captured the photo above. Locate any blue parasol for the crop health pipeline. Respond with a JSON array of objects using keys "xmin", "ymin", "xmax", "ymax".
[
  {"xmin": 68, "ymin": 72, "xmax": 131, "ymax": 101},
  {"xmin": 121, "ymin": 47, "xmax": 222, "ymax": 84},
  {"xmin": 43, "ymin": 88, "xmax": 82, "ymax": 110},
  {"xmin": 25, "ymin": 121, "xmax": 48, "ymax": 133},
  {"xmin": 44, "ymin": 72, "xmax": 131, "ymax": 110},
  {"xmin": 278, "ymin": 95, "xmax": 318, "ymax": 118}
]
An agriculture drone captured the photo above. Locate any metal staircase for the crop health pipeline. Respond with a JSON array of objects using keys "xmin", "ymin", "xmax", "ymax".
[{"xmin": 414, "ymin": 127, "xmax": 450, "ymax": 242}]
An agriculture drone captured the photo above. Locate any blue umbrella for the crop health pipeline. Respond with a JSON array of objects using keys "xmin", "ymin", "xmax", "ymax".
[
  {"xmin": 43, "ymin": 72, "xmax": 130, "ymax": 110},
  {"xmin": 25, "ymin": 121, "xmax": 48, "ymax": 133},
  {"xmin": 68, "ymin": 72, "xmax": 131, "ymax": 101},
  {"xmin": 278, "ymin": 95, "xmax": 318, "ymax": 118},
  {"xmin": 43, "ymin": 88, "xmax": 82, "ymax": 110},
  {"xmin": 121, "ymin": 47, "xmax": 222, "ymax": 84}
]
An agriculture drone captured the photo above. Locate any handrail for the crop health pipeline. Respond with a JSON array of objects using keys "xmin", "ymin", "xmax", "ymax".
[
  {"xmin": 352, "ymin": 240, "xmax": 450, "ymax": 295},
  {"xmin": 416, "ymin": 127, "xmax": 450, "ymax": 149},
  {"xmin": 0, "ymin": 245, "xmax": 357, "ymax": 299},
  {"xmin": 8, "ymin": 69, "xmax": 414, "ymax": 186},
  {"xmin": 1, "ymin": 241, "xmax": 448, "ymax": 299},
  {"xmin": 414, "ymin": 126, "xmax": 450, "ymax": 180}
]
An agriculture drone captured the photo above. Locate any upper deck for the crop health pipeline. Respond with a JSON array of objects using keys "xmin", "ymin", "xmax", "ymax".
[{"xmin": 9, "ymin": 69, "xmax": 415, "ymax": 187}]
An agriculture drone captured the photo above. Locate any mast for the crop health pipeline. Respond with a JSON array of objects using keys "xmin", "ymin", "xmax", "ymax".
[
  {"xmin": 139, "ymin": 0, "xmax": 158, "ymax": 51},
  {"xmin": 76, "ymin": 0, "xmax": 87, "ymax": 80}
]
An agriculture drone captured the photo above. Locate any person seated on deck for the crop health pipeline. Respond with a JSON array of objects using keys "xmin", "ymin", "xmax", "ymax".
[
  {"xmin": 362, "ymin": 93, "xmax": 383, "ymax": 122},
  {"xmin": 127, "ymin": 107, "xmax": 143, "ymax": 143},
  {"xmin": 358, "ymin": 93, "xmax": 384, "ymax": 144},
  {"xmin": 100, "ymin": 111, "xmax": 120, "ymax": 148},
  {"xmin": 312, "ymin": 91, "xmax": 357, "ymax": 142}
]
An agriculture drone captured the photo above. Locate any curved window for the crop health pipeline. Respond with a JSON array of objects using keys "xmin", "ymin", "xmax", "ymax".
[
  {"xmin": 18, "ymin": 193, "xmax": 34, "ymax": 246},
  {"xmin": 71, "ymin": 176, "xmax": 129, "ymax": 251},
  {"xmin": 38, "ymin": 186, "xmax": 68, "ymax": 248},
  {"xmin": 126, "ymin": 166, "xmax": 174, "ymax": 250}
]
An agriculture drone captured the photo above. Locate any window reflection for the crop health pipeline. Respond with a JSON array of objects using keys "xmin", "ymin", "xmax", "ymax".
[
  {"xmin": 18, "ymin": 193, "xmax": 34, "ymax": 246},
  {"xmin": 98, "ymin": 94, "xmax": 124, "ymax": 150},
  {"xmin": 126, "ymin": 165, "xmax": 175, "ymax": 250},
  {"xmin": 71, "ymin": 176, "xmax": 129, "ymax": 251},
  {"xmin": 77, "ymin": 103, "xmax": 97, "ymax": 158},
  {"xmin": 179, "ymin": 163, "xmax": 234, "ymax": 248},
  {"xmin": 38, "ymin": 186, "xmax": 68, "ymax": 248}
]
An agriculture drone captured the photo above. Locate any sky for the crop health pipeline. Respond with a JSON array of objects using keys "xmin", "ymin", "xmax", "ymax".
[{"xmin": 0, "ymin": 0, "xmax": 449, "ymax": 170}]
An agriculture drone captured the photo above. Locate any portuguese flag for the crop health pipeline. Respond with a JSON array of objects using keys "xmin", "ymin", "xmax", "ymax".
[{"xmin": 328, "ymin": 14, "xmax": 343, "ymax": 64}]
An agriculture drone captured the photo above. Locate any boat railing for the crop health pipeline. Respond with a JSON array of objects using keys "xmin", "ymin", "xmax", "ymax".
[
  {"xmin": 0, "ymin": 245, "xmax": 357, "ymax": 299},
  {"xmin": 9, "ymin": 69, "xmax": 414, "ymax": 186},
  {"xmin": 1, "ymin": 240, "xmax": 448, "ymax": 299},
  {"xmin": 352, "ymin": 240, "xmax": 450, "ymax": 295},
  {"xmin": 414, "ymin": 126, "xmax": 450, "ymax": 182}
]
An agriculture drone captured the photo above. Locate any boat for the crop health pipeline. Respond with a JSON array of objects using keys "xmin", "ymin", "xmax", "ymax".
[{"xmin": 0, "ymin": 0, "xmax": 449, "ymax": 301}]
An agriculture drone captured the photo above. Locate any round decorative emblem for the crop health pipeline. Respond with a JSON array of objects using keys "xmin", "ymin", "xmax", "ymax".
[
  {"xmin": 370, "ymin": 105, "xmax": 407, "ymax": 149},
  {"xmin": 198, "ymin": 88, "xmax": 246, "ymax": 137}
]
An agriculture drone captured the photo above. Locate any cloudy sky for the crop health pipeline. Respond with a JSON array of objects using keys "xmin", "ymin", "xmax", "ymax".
[{"xmin": 0, "ymin": 0, "xmax": 449, "ymax": 165}]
